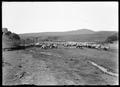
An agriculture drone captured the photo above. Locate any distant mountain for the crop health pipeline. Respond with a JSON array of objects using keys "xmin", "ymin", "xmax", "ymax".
[
  {"xmin": 19, "ymin": 29, "xmax": 118, "ymax": 42},
  {"xmin": 19, "ymin": 29, "xmax": 95, "ymax": 37},
  {"xmin": 59, "ymin": 29, "xmax": 95, "ymax": 35}
]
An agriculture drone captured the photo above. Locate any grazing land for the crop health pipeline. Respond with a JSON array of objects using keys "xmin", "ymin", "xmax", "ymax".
[
  {"xmin": 2, "ymin": 28, "xmax": 118, "ymax": 85},
  {"xmin": 2, "ymin": 44, "xmax": 118, "ymax": 85}
]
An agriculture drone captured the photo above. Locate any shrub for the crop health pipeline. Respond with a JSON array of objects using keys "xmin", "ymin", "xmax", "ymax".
[
  {"xmin": 105, "ymin": 33, "xmax": 118, "ymax": 43},
  {"xmin": 2, "ymin": 28, "xmax": 21, "ymax": 48}
]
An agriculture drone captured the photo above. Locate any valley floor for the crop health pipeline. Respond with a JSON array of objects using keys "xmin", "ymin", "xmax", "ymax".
[{"xmin": 2, "ymin": 47, "xmax": 118, "ymax": 85}]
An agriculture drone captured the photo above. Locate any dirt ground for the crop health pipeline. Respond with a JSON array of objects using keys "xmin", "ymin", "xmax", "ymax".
[{"xmin": 2, "ymin": 46, "xmax": 118, "ymax": 85}]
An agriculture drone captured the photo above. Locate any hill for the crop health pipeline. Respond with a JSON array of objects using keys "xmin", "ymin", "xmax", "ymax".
[
  {"xmin": 59, "ymin": 31, "xmax": 117, "ymax": 42},
  {"xmin": 19, "ymin": 29, "xmax": 95, "ymax": 37},
  {"xmin": 19, "ymin": 29, "xmax": 117, "ymax": 42}
]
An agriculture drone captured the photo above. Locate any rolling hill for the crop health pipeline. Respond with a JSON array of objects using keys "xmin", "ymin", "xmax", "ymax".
[
  {"xmin": 19, "ymin": 29, "xmax": 95, "ymax": 37},
  {"xmin": 19, "ymin": 29, "xmax": 117, "ymax": 42},
  {"xmin": 59, "ymin": 31, "xmax": 117, "ymax": 42}
]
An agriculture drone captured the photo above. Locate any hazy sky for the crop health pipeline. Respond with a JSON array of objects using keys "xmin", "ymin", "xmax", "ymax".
[{"xmin": 2, "ymin": 2, "xmax": 118, "ymax": 34}]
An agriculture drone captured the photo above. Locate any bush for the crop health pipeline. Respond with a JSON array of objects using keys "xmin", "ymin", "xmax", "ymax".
[
  {"xmin": 9, "ymin": 33, "xmax": 20, "ymax": 40},
  {"xmin": 2, "ymin": 28, "xmax": 21, "ymax": 48},
  {"xmin": 105, "ymin": 33, "xmax": 118, "ymax": 43},
  {"xmin": 2, "ymin": 28, "xmax": 8, "ymax": 33},
  {"xmin": 5, "ymin": 31, "xmax": 12, "ymax": 36}
]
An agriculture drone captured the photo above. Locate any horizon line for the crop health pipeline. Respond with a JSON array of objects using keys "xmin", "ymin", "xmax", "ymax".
[{"xmin": 2, "ymin": 28, "xmax": 118, "ymax": 34}]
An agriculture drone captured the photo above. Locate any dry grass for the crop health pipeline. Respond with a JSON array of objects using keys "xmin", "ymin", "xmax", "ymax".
[{"xmin": 2, "ymin": 45, "xmax": 118, "ymax": 85}]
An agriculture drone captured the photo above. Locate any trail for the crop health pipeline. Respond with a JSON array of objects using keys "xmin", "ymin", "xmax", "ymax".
[
  {"xmin": 88, "ymin": 61, "xmax": 118, "ymax": 77},
  {"xmin": 19, "ymin": 54, "xmax": 58, "ymax": 85},
  {"xmin": 9, "ymin": 52, "xmax": 75, "ymax": 85}
]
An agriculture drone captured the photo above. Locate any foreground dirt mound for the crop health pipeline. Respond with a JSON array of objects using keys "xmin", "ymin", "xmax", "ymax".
[{"xmin": 2, "ymin": 28, "xmax": 21, "ymax": 49}]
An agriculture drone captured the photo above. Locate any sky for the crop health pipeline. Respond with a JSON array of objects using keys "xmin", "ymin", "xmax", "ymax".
[{"xmin": 2, "ymin": 2, "xmax": 118, "ymax": 34}]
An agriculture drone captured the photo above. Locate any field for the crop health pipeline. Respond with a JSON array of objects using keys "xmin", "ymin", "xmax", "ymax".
[{"xmin": 2, "ymin": 43, "xmax": 118, "ymax": 85}]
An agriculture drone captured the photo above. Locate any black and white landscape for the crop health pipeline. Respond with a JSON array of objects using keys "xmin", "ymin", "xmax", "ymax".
[{"xmin": 2, "ymin": 2, "xmax": 118, "ymax": 85}]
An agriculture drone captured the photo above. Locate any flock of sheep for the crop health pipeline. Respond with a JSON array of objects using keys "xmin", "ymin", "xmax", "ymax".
[
  {"xmin": 25, "ymin": 41, "xmax": 110, "ymax": 51},
  {"xmin": 3, "ymin": 41, "xmax": 110, "ymax": 51}
]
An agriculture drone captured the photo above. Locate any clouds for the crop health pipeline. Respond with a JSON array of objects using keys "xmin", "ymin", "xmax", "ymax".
[{"xmin": 2, "ymin": 2, "xmax": 118, "ymax": 34}]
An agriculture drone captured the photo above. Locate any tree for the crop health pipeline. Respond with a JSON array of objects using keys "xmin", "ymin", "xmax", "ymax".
[
  {"xmin": 2, "ymin": 28, "xmax": 21, "ymax": 48},
  {"xmin": 2, "ymin": 28, "xmax": 8, "ymax": 33},
  {"xmin": 105, "ymin": 33, "xmax": 118, "ymax": 43},
  {"xmin": 8, "ymin": 33, "xmax": 20, "ymax": 41}
]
